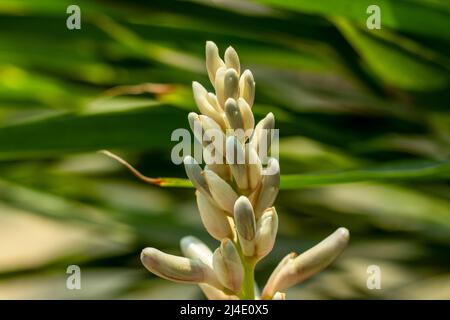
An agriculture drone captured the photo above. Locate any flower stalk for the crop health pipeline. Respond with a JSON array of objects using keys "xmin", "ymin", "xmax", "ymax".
[{"xmin": 104, "ymin": 41, "xmax": 350, "ymax": 299}]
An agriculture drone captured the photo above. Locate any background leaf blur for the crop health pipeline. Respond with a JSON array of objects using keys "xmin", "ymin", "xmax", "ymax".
[{"xmin": 0, "ymin": 0, "xmax": 449, "ymax": 299}]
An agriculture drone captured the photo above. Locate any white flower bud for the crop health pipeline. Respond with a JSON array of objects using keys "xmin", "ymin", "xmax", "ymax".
[
  {"xmin": 253, "ymin": 157, "xmax": 279, "ymax": 218},
  {"xmin": 207, "ymin": 92, "xmax": 222, "ymax": 112},
  {"xmin": 224, "ymin": 46, "xmax": 240, "ymax": 75},
  {"xmin": 237, "ymin": 98, "xmax": 254, "ymax": 133},
  {"xmin": 255, "ymin": 207, "xmax": 278, "ymax": 259},
  {"xmin": 215, "ymin": 66, "xmax": 227, "ymax": 107},
  {"xmin": 224, "ymin": 98, "xmax": 244, "ymax": 131},
  {"xmin": 203, "ymin": 169, "xmax": 238, "ymax": 214},
  {"xmin": 239, "ymin": 69, "xmax": 255, "ymax": 107},
  {"xmin": 224, "ymin": 68, "xmax": 239, "ymax": 102},
  {"xmin": 272, "ymin": 292, "xmax": 286, "ymax": 300},
  {"xmin": 192, "ymin": 81, "xmax": 225, "ymax": 128},
  {"xmin": 250, "ymin": 112, "xmax": 274, "ymax": 156},
  {"xmin": 234, "ymin": 196, "xmax": 256, "ymax": 257},
  {"xmin": 245, "ymin": 144, "xmax": 262, "ymax": 191},
  {"xmin": 196, "ymin": 191, "xmax": 234, "ymax": 241},
  {"xmin": 141, "ymin": 247, "xmax": 222, "ymax": 289},
  {"xmin": 199, "ymin": 283, "xmax": 239, "ymax": 300},
  {"xmin": 262, "ymin": 252, "xmax": 296, "ymax": 299},
  {"xmin": 213, "ymin": 239, "xmax": 244, "ymax": 293},
  {"xmin": 183, "ymin": 156, "xmax": 209, "ymax": 196},
  {"xmin": 226, "ymin": 136, "xmax": 248, "ymax": 190},
  {"xmin": 180, "ymin": 236, "xmax": 213, "ymax": 267},
  {"xmin": 205, "ymin": 163, "xmax": 230, "ymax": 181},
  {"xmin": 206, "ymin": 41, "xmax": 225, "ymax": 86},
  {"xmin": 261, "ymin": 228, "xmax": 350, "ymax": 299}
]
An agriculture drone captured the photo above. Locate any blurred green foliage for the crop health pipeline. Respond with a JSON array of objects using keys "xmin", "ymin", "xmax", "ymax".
[{"xmin": 0, "ymin": 0, "xmax": 449, "ymax": 299}]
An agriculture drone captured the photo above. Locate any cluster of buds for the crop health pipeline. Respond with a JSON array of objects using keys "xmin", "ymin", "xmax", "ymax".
[{"xmin": 140, "ymin": 41, "xmax": 349, "ymax": 300}]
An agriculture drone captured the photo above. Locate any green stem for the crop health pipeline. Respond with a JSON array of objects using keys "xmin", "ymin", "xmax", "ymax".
[{"xmin": 241, "ymin": 258, "xmax": 256, "ymax": 300}]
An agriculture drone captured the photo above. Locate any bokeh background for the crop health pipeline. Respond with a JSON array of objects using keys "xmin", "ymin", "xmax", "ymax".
[{"xmin": 0, "ymin": 0, "xmax": 449, "ymax": 299}]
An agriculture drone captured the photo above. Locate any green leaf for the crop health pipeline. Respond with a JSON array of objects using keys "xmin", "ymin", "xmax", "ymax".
[
  {"xmin": 253, "ymin": 0, "xmax": 450, "ymax": 40},
  {"xmin": 0, "ymin": 105, "xmax": 187, "ymax": 159},
  {"xmin": 334, "ymin": 19, "xmax": 449, "ymax": 91},
  {"xmin": 109, "ymin": 161, "xmax": 450, "ymax": 189},
  {"xmin": 280, "ymin": 161, "xmax": 450, "ymax": 189}
]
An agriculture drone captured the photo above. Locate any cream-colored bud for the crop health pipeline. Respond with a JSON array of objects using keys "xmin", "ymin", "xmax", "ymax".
[
  {"xmin": 255, "ymin": 207, "xmax": 278, "ymax": 259},
  {"xmin": 199, "ymin": 283, "xmax": 239, "ymax": 300},
  {"xmin": 192, "ymin": 81, "xmax": 225, "ymax": 128},
  {"xmin": 234, "ymin": 196, "xmax": 256, "ymax": 257},
  {"xmin": 141, "ymin": 247, "xmax": 222, "ymax": 289},
  {"xmin": 215, "ymin": 66, "xmax": 227, "ymax": 107},
  {"xmin": 205, "ymin": 163, "xmax": 230, "ymax": 181},
  {"xmin": 226, "ymin": 136, "xmax": 248, "ymax": 190},
  {"xmin": 245, "ymin": 144, "xmax": 262, "ymax": 191},
  {"xmin": 207, "ymin": 92, "xmax": 222, "ymax": 112},
  {"xmin": 199, "ymin": 115, "xmax": 226, "ymax": 158},
  {"xmin": 188, "ymin": 112, "xmax": 203, "ymax": 145},
  {"xmin": 213, "ymin": 239, "xmax": 244, "ymax": 293},
  {"xmin": 272, "ymin": 292, "xmax": 286, "ymax": 300},
  {"xmin": 224, "ymin": 68, "xmax": 240, "ymax": 102},
  {"xmin": 196, "ymin": 191, "xmax": 233, "ymax": 241},
  {"xmin": 250, "ymin": 112, "xmax": 274, "ymax": 154},
  {"xmin": 261, "ymin": 228, "xmax": 350, "ymax": 299},
  {"xmin": 237, "ymin": 98, "xmax": 254, "ymax": 133},
  {"xmin": 206, "ymin": 41, "xmax": 225, "ymax": 86},
  {"xmin": 180, "ymin": 236, "xmax": 213, "ymax": 267},
  {"xmin": 224, "ymin": 98, "xmax": 244, "ymax": 131},
  {"xmin": 183, "ymin": 156, "xmax": 209, "ymax": 196},
  {"xmin": 262, "ymin": 252, "xmax": 296, "ymax": 299},
  {"xmin": 253, "ymin": 157, "xmax": 279, "ymax": 218},
  {"xmin": 224, "ymin": 46, "xmax": 240, "ymax": 75},
  {"xmin": 239, "ymin": 69, "xmax": 255, "ymax": 107},
  {"xmin": 203, "ymin": 169, "xmax": 238, "ymax": 214}
]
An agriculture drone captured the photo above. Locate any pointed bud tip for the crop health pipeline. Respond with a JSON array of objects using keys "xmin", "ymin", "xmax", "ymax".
[{"xmin": 337, "ymin": 227, "xmax": 350, "ymax": 241}]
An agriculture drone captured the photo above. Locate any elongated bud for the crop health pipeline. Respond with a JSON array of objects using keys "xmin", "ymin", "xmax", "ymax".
[
  {"xmin": 224, "ymin": 68, "xmax": 239, "ymax": 102},
  {"xmin": 239, "ymin": 69, "xmax": 255, "ymax": 107},
  {"xmin": 234, "ymin": 196, "xmax": 256, "ymax": 257},
  {"xmin": 224, "ymin": 98, "xmax": 244, "ymax": 131},
  {"xmin": 255, "ymin": 207, "xmax": 278, "ymax": 260},
  {"xmin": 183, "ymin": 156, "xmax": 209, "ymax": 196},
  {"xmin": 207, "ymin": 92, "xmax": 222, "ymax": 112},
  {"xmin": 188, "ymin": 112, "xmax": 203, "ymax": 145},
  {"xmin": 215, "ymin": 67, "xmax": 227, "ymax": 107},
  {"xmin": 199, "ymin": 283, "xmax": 239, "ymax": 300},
  {"xmin": 224, "ymin": 46, "xmax": 240, "ymax": 75},
  {"xmin": 192, "ymin": 81, "xmax": 225, "ymax": 128},
  {"xmin": 250, "ymin": 112, "xmax": 274, "ymax": 154},
  {"xmin": 205, "ymin": 163, "xmax": 230, "ymax": 181},
  {"xmin": 237, "ymin": 98, "xmax": 254, "ymax": 133},
  {"xmin": 262, "ymin": 252, "xmax": 296, "ymax": 298},
  {"xmin": 180, "ymin": 236, "xmax": 213, "ymax": 267},
  {"xmin": 203, "ymin": 169, "xmax": 238, "ymax": 214},
  {"xmin": 226, "ymin": 136, "xmax": 248, "ymax": 190},
  {"xmin": 253, "ymin": 157, "xmax": 279, "ymax": 218},
  {"xmin": 196, "ymin": 191, "xmax": 233, "ymax": 240},
  {"xmin": 198, "ymin": 115, "xmax": 226, "ymax": 159},
  {"xmin": 141, "ymin": 247, "xmax": 222, "ymax": 289},
  {"xmin": 213, "ymin": 239, "xmax": 244, "ymax": 293},
  {"xmin": 206, "ymin": 41, "xmax": 225, "ymax": 86},
  {"xmin": 261, "ymin": 228, "xmax": 350, "ymax": 299},
  {"xmin": 272, "ymin": 292, "xmax": 286, "ymax": 300},
  {"xmin": 245, "ymin": 144, "xmax": 262, "ymax": 191}
]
